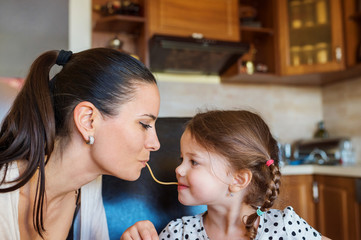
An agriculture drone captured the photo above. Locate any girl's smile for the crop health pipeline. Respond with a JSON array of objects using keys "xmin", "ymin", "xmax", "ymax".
[{"xmin": 177, "ymin": 183, "xmax": 188, "ymax": 191}]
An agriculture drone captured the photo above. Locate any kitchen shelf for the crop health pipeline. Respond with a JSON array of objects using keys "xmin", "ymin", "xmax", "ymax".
[
  {"xmin": 221, "ymin": 63, "xmax": 361, "ymax": 86},
  {"xmin": 240, "ymin": 26, "xmax": 274, "ymax": 35},
  {"xmin": 93, "ymin": 15, "xmax": 146, "ymax": 33}
]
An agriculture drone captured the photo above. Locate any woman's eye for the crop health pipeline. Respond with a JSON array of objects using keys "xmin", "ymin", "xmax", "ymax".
[{"xmin": 139, "ymin": 122, "xmax": 152, "ymax": 129}]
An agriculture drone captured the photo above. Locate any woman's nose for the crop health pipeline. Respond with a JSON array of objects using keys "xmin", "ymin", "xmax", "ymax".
[{"xmin": 145, "ymin": 131, "xmax": 160, "ymax": 151}]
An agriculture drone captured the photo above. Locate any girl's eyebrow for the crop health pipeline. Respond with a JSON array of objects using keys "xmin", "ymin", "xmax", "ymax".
[
  {"xmin": 140, "ymin": 114, "xmax": 157, "ymax": 120},
  {"xmin": 186, "ymin": 152, "xmax": 201, "ymax": 158}
]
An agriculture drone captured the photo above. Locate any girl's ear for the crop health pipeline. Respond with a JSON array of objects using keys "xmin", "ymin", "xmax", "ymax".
[
  {"xmin": 229, "ymin": 169, "xmax": 252, "ymax": 193},
  {"xmin": 73, "ymin": 101, "xmax": 99, "ymax": 143}
]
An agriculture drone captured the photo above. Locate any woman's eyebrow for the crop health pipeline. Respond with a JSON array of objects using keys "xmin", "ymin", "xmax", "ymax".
[{"xmin": 141, "ymin": 114, "xmax": 157, "ymax": 120}]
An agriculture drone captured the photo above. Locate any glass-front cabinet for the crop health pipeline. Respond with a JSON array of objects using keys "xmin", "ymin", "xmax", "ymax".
[{"xmin": 277, "ymin": 0, "xmax": 345, "ymax": 75}]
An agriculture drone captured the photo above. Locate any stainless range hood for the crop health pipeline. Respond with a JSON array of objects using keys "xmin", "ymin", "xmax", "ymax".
[{"xmin": 149, "ymin": 35, "xmax": 250, "ymax": 75}]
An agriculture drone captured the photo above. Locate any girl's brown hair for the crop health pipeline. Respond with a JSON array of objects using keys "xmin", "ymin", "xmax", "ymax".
[
  {"xmin": 0, "ymin": 48, "xmax": 156, "ymax": 237},
  {"xmin": 186, "ymin": 110, "xmax": 281, "ymax": 239}
]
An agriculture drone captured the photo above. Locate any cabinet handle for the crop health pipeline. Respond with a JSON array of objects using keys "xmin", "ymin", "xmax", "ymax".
[
  {"xmin": 312, "ymin": 181, "xmax": 319, "ymax": 203},
  {"xmin": 335, "ymin": 47, "xmax": 342, "ymax": 63}
]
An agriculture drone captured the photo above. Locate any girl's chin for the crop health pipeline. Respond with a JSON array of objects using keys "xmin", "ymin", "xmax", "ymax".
[{"xmin": 178, "ymin": 196, "xmax": 195, "ymax": 206}]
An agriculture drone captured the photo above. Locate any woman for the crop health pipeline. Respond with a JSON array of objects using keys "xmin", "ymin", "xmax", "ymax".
[{"xmin": 0, "ymin": 48, "xmax": 160, "ymax": 240}]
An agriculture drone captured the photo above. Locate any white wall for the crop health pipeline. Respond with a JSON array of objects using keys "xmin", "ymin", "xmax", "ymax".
[
  {"xmin": 0, "ymin": 0, "xmax": 68, "ymax": 77},
  {"xmin": 69, "ymin": 0, "xmax": 92, "ymax": 52}
]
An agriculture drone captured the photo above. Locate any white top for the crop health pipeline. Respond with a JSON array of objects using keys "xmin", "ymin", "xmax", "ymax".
[
  {"xmin": 0, "ymin": 163, "xmax": 109, "ymax": 240},
  {"xmin": 159, "ymin": 207, "xmax": 322, "ymax": 240},
  {"xmin": 0, "ymin": 162, "xmax": 21, "ymax": 240}
]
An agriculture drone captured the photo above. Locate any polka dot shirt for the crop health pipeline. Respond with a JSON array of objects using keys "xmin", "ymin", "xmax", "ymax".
[{"xmin": 159, "ymin": 206, "xmax": 322, "ymax": 240}]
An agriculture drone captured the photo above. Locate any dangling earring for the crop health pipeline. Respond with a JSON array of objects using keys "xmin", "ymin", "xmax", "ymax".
[{"xmin": 86, "ymin": 136, "xmax": 94, "ymax": 145}]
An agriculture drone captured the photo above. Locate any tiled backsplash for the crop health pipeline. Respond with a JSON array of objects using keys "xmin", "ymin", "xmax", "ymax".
[
  {"xmin": 157, "ymin": 80, "xmax": 323, "ymax": 144},
  {"xmin": 158, "ymin": 77, "xmax": 361, "ymax": 164},
  {"xmin": 323, "ymin": 77, "xmax": 361, "ymax": 164}
]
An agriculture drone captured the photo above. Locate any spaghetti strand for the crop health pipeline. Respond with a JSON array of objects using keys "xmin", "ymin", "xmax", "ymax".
[{"xmin": 146, "ymin": 163, "xmax": 178, "ymax": 185}]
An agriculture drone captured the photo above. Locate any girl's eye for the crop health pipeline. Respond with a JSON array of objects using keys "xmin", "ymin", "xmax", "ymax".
[
  {"xmin": 191, "ymin": 160, "xmax": 199, "ymax": 166},
  {"xmin": 139, "ymin": 122, "xmax": 152, "ymax": 130}
]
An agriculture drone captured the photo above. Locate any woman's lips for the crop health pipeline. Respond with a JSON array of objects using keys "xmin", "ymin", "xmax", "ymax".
[{"xmin": 140, "ymin": 160, "xmax": 149, "ymax": 167}]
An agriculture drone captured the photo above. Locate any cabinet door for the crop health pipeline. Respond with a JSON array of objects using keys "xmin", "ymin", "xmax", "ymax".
[
  {"xmin": 277, "ymin": 0, "xmax": 345, "ymax": 75},
  {"xmin": 315, "ymin": 175, "xmax": 360, "ymax": 240},
  {"xmin": 147, "ymin": 0, "xmax": 240, "ymax": 42},
  {"xmin": 273, "ymin": 175, "xmax": 316, "ymax": 227}
]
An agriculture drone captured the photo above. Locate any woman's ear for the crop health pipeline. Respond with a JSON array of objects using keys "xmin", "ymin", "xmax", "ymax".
[
  {"xmin": 73, "ymin": 101, "xmax": 98, "ymax": 143},
  {"xmin": 229, "ymin": 169, "xmax": 252, "ymax": 193}
]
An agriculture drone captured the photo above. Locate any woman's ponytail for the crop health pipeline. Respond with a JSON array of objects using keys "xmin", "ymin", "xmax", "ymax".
[{"xmin": 0, "ymin": 50, "xmax": 58, "ymax": 237}]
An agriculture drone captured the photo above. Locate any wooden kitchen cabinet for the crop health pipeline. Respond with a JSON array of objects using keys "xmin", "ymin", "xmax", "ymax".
[
  {"xmin": 90, "ymin": 0, "xmax": 361, "ymax": 85},
  {"xmin": 221, "ymin": 0, "xmax": 361, "ymax": 86},
  {"xmin": 274, "ymin": 175, "xmax": 317, "ymax": 227},
  {"xmin": 146, "ymin": 0, "xmax": 240, "ymax": 42},
  {"xmin": 276, "ymin": 0, "xmax": 345, "ymax": 76},
  {"xmin": 91, "ymin": 0, "xmax": 149, "ymax": 65},
  {"xmin": 314, "ymin": 175, "xmax": 361, "ymax": 240},
  {"xmin": 91, "ymin": 0, "xmax": 240, "ymax": 67},
  {"xmin": 274, "ymin": 174, "xmax": 361, "ymax": 240}
]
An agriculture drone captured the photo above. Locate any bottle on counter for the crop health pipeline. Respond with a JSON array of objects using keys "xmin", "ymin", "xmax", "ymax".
[{"xmin": 314, "ymin": 121, "xmax": 329, "ymax": 138}]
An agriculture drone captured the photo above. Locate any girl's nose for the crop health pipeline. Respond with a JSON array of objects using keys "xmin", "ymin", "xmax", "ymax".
[{"xmin": 175, "ymin": 164, "xmax": 185, "ymax": 177}]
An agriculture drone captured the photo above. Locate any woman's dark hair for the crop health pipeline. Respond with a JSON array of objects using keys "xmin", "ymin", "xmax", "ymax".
[
  {"xmin": 0, "ymin": 48, "xmax": 157, "ymax": 237},
  {"xmin": 185, "ymin": 110, "xmax": 281, "ymax": 239}
]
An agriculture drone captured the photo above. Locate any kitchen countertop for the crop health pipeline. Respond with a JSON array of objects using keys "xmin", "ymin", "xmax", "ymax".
[{"xmin": 280, "ymin": 164, "xmax": 361, "ymax": 178}]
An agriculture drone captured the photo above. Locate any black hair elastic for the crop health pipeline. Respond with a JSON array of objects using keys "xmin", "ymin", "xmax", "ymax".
[{"xmin": 56, "ymin": 50, "xmax": 73, "ymax": 66}]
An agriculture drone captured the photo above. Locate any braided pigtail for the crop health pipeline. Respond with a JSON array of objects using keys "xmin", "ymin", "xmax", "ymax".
[{"xmin": 244, "ymin": 159, "xmax": 281, "ymax": 239}]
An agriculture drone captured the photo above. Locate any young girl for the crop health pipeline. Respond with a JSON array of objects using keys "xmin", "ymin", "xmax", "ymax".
[{"xmin": 159, "ymin": 110, "xmax": 330, "ymax": 240}]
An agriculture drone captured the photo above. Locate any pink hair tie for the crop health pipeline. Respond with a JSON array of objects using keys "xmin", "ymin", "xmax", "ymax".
[{"xmin": 266, "ymin": 159, "xmax": 274, "ymax": 167}]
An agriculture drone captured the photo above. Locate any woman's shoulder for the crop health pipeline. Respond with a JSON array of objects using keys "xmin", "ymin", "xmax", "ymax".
[
  {"xmin": 256, "ymin": 206, "xmax": 322, "ymax": 239},
  {"xmin": 159, "ymin": 213, "xmax": 207, "ymax": 240}
]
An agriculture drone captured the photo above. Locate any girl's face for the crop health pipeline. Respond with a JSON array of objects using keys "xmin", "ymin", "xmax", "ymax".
[
  {"xmin": 176, "ymin": 130, "xmax": 233, "ymax": 206},
  {"xmin": 92, "ymin": 83, "xmax": 160, "ymax": 181}
]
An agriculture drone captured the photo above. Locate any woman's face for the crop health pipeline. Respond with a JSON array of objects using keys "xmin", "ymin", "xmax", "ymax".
[
  {"xmin": 176, "ymin": 130, "xmax": 233, "ymax": 206},
  {"xmin": 92, "ymin": 82, "xmax": 161, "ymax": 181}
]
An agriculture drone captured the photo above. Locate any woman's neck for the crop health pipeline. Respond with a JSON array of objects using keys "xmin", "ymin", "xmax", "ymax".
[
  {"xmin": 44, "ymin": 142, "xmax": 100, "ymax": 202},
  {"xmin": 18, "ymin": 138, "xmax": 100, "ymax": 203}
]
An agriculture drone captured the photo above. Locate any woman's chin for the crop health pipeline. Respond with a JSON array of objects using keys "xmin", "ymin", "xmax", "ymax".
[
  {"xmin": 113, "ymin": 170, "xmax": 141, "ymax": 181},
  {"xmin": 124, "ymin": 173, "xmax": 141, "ymax": 181}
]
